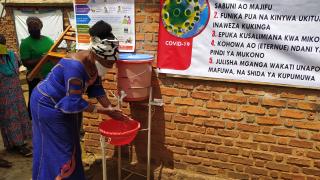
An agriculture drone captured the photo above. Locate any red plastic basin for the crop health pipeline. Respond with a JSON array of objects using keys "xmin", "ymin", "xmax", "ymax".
[{"xmin": 99, "ymin": 119, "xmax": 140, "ymax": 146}]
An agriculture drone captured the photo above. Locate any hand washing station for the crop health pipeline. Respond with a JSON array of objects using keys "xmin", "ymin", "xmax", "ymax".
[{"xmin": 99, "ymin": 53, "xmax": 162, "ymax": 180}]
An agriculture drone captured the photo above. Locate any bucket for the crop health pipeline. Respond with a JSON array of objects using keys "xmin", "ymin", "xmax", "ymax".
[
  {"xmin": 99, "ymin": 119, "xmax": 140, "ymax": 146},
  {"xmin": 117, "ymin": 53, "xmax": 154, "ymax": 101}
]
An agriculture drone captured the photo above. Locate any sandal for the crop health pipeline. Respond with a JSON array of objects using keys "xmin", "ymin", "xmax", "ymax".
[{"xmin": 0, "ymin": 158, "xmax": 12, "ymax": 168}]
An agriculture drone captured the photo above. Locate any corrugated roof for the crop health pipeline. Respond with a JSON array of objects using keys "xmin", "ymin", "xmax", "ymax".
[{"xmin": 0, "ymin": 0, "xmax": 73, "ymax": 4}]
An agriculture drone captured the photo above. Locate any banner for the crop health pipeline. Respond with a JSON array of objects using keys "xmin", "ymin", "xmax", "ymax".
[
  {"xmin": 157, "ymin": 0, "xmax": 320, "ymax": 89},
  {"xmin": 73, "ymin": 0, "xmax": 135, "ymax": 52}
]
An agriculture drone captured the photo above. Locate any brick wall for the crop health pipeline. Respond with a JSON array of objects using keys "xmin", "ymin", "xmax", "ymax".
[
  {"xmin": 0, "ymin": 6, "xmax": 73, "ymax": 52},
  {"xmin": 0, "ymin": 8, "xmax": 18, "ymax": 51},
  {"xmin": 81, "ymin": 1, "xmax": 320, "ymax": 179},
  {"xmin": 3, "ymin": 1, "xmax": 320, "ymax": 179}
]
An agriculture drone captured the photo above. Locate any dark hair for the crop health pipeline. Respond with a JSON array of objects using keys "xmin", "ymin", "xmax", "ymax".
[
  {"xmin": 26, "ymin": 16, "xmax": 43, "ymax": 30},
  {"xmin": 89, "ymin": 20, "xmax": 115, "ymax": 40},
  {"xmin": 0, "ymin": 34, "xmax": 6, "ymax": 45}
]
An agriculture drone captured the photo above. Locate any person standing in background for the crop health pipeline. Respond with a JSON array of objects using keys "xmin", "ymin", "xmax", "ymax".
[
  {"xmin": 0, "ymin": 34, "xmax": 32, "ymax": 157},
  {"xmin": 19, "ymin": 16, "xmax": 54, "ymax": 119}
]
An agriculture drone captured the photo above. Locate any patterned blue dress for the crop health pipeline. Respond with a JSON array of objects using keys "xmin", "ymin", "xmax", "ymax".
[{"xmin": 30, "ymin": 58, "xmax": 105, "ymax": 180}]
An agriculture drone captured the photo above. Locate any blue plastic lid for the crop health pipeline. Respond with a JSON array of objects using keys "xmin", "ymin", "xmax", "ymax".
[{"xmin": 119, "ymin": 53, "xmax": 153, "ymax": 61}]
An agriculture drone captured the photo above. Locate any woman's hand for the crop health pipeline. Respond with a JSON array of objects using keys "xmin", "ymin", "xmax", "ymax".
[{"xmin": 97, "ymin": 106, "xmax": 131, "ymax": 121}]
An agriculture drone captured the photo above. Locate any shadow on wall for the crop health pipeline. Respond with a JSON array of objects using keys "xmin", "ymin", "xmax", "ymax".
[{"xmin": 128, "ymin": 70, "xmax": 174, "ymax": 178}]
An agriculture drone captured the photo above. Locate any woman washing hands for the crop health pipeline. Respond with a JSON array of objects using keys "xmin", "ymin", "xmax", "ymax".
[{"xmin": 30, "ymin": 20, "xmax": 129, "ymax": 180}]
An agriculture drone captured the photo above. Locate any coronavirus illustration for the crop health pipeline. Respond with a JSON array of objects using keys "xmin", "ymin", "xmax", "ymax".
[{"xmin": 161, "ymin": 0, "xmax": 209, "ymax": 38}]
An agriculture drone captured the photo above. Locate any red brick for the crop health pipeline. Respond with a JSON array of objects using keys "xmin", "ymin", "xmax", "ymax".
[
  {"xmin": 207, "ymin": 101, "xmax": 228, "ymax": 110},
  {"xmin": 164, "ymin": 105, "xmax": 178, "ymax": 113},
  {"xmin": 173, "ymin": 115, "xmax": 193, "ymax": 124},
  {"xmin": 297, "ymin": 102, "xmax": 318, "ymax": 111},
  {"xmin": 248, "ymin": 97, "xmax": 259, "ymax": 104},
  {"xmin": 302, "ymin": 168, "xmax": 320, "ymax": 177},
  {"xmin": 195, "ymin": 151, "xmax": 219, "ymax": 160},
  {"xmin": 172, "ymin": 131, "xmax": 191, "ymax": 140},
  {"xmin": 222, "ymin": 112, "xmax": 243, "ymax": 121},
  {"xmin": 142, "ymin": 23, "xmax": 159, "ymax": 33},
  {"xmin": 275, "ymin": 155, "xmax": 284, "ymax": 162},
  {"xmin": 280, "ymin": 92, "xmax": 305, "ymax": 99},
  {"xmin": 298, "ymin": 131, "xmax": 309, "ymax": 139},
  {"xmin": 272, "ymin": 128, "xmax": 296, "ymax": 137},
  {"xmin": 270, "ymin": 145, "xmax": 293, "ymax": 154},
  {"xmin": 185, "ymin": 125, "xmax": 206, "ymax": 134},
  {"xmin": 242, "ymin": 88, "xmax": 266, "ymax": 95},
  {"xmin": 193, "ymin": 135, "xmax": 221, "ymax": 146},
  {"xmin": 240, "ymin": 105, "xmax": 266, "ymax": 115},
  {"xmin": 235, "ymin": 141, "xmax": 258, "ymax": 150},
  {"xmin": 287, "ymin": 157, "xmax": 311, "ymax": 167},
  {"xmin": 280, "ymin": 109, "xmax": 305, "ymax": 119},
  {"xmin": 240, "ymin": 132, "xmax": 250, "ymax": 140},
  {"xmin": 255, "ymin": 159, "xmax": 266, "ymax": 167},
  {"xmin": 193, "ymin": 118, "xmax": 205, "ymax": 125},
  {"xmin": 253, "ymin": 135, "xmax": 277, "ymax": 143},
  {"xmin": 261, "ymin": 126, "xmax": 272, "ymax": 134},
  {"xmin": 270, "ymin": 171, "xmax": 279, "ymax": 179},
  {"xmin": 195, "ymin": 166, "xmax": 219, "ymax": 175},
  {"xmin": 228, "ymin": 104, "xmax": 238, "ymax": 111},
  {"xmin": 224, "ymin": 139, "xmax": 234, "ymax": 146},
  {"xmin": 222, "ymin": 94, "xmax": 247, "ymax": 103},
  {"xmin": 252, "ymin": 151, "xmax": 273, "ymax": 161},
  {"xmin": 268, "ymin": 108, "xmax": 279, "ymax": 116},
  {"xmin": 211, "ymin": 161, "xmax": 235, "ymax": 170},
  {"xmin": 230, "ymin": 156, "xmax": 253, "ymax": 166},
  {"xmin": 136, "ymin": 33, "xmax": 145, "ymax": 41},
  {"xmin": 240, "ymin": 149, "xmax": 251, "ymax": 157},
  {"xmin": 144, "ymin": 33, "xmax": 153, "ymax": 41},
  {"xmin": 188, "ymin": 107, "xmax": 210, "ymax": 117},
  {"xmin": 262, "ymin": 98, "xmax": 286, "ymax": 107},
  {"xmin": 280, "ymin": 173, "xmax": 307, "ymax": 180},
  {"xmin": 225, "ymin": 122, "xmax": 235, "ymax": 130},
  {"xmin": 292, "ymin": 121, "xmax": 320, "ymax": 131},
  {"xmin": 195, "ymin": 100, "xmax": 204, "ymax": 106},
  {"xmin": 237, "ymin": 123, "xmax": 260, "ymax": 133},
  {"xmin": 306, "ymin": 151, "xmax": 320, "ymax": 159},
  {"xmin": 167, "ymin": 146, "xmax": 187, "ymax": 155},
  {"xmin": 235, "ymin": 164, "xmax": 245, "ymax": 172},
  {"xmin": 185, "ymin": 141, "xmax": 206, "ymax": 150},
  {"xmin": 278, "ymin": 138, "xmax": 289, "ymax": 145},
  {"xmin": 144, "ymin": 4, "xmax": 159, "ymax": 12},
  {"xmin": 289, "ymin": 139, "xmax": 313, "ymax": 149},
  {"xmin": 165, "ymin": 123, "xmax": 176, "ymax": 130},
  {"xmin": 245, "ymin": 167, "xmax": 268, "ymax": 176},
  {"xmin": 217, "ymin": 129, "xmax": 239, "ymax": 138},
  {"xmin": 161, "ymin": 87, "xmax": 179, "ymax": 96},
  {"xmin": 266, "ymin": 162, "xmax": 290, "ymax": 172},
  {"xmin": 177, "ymin": 82, "xmax": 194, "ymax": 90},
  {"xmin": 228, "ymin": 172, "xmax": 249, "ymax": 179},
  {"xmin": 311, "ymin": 133, "xmax": 320, "ymax": 141},
  {"xmin": 256, "ymin": 117, "xmax": 283, "ymax": 125},
  {"xmin": 216, "ymin": 146, "xmax": 239, "ymax": 155},
  {"xmin": 174, "ymin": 98, "xmax": 195, "ymax": 106},
  {"xmin": 204, "ymin": 119, "xmax": 225, "ymax": 128},
  {"xmin": 191, "ymin": 91, "xmax": 211, "ymax": 100},
  {"xmin": 181, "ymin": 155, "xmax": 202, "ymax": 165}
]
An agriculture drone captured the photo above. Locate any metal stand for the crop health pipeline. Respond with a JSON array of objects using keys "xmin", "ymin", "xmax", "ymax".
[{"xmin": 100, "ymin": 87, "xmax": 163, "ymax": 180}]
